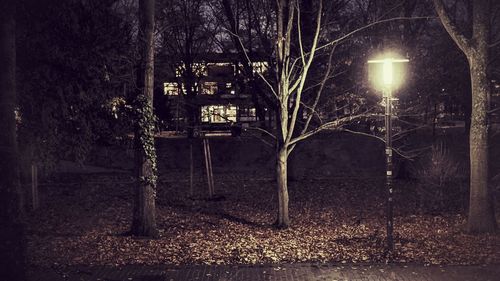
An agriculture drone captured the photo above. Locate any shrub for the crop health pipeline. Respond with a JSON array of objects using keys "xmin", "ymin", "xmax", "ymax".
[{"xmin": 410, "ymin": 141, "xmax": 467, "ymax": 213}]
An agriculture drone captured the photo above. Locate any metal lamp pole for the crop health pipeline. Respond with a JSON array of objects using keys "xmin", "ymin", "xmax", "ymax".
[
  {"xmin": 384, "ymin": 86, "xmax": 394, "ymax": 253},
  {"xmin": 368, "ymin": 57, "xmax": 408, "ymax": 254}
]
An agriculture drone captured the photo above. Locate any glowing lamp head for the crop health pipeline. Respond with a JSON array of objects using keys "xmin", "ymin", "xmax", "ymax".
[
  {"xmin": 383, "ymin": 59, "xmax": 394, "ymax": 86},
  {"xmin": 368, "ymin": 53, "xmax": 409, "ymax": 92}
]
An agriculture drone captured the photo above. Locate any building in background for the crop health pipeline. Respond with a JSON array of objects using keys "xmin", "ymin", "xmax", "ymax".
[{"xmin": 159, "ymin": 54, "xmax": 271, "ymax": 136}]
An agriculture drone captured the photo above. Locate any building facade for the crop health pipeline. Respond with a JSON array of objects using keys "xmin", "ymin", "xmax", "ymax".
[{"xmin": 160, "ymin": 54, "xmax": 271, "ymax": 136}]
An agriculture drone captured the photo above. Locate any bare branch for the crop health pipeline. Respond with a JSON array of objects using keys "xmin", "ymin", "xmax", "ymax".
[
  {"xmin": 302, "ymin": 69, "xmax": 346, "ymax": 93},
  {"xmin": 488, "ymin": 107, "xmax": 500, "ymax": 114},
  {"xmin": 243, "ymin": 126, "xmax": 277, "ymax": 140},
  {"xmin": 315, "ymin": 16, "xmax": 435, "ymax": 53},
  {"xmin": 392, "ymin": 125, "xmax": 429, "ymax": 141},
  {"xmin": 341, "ymin": 128, "xmax": 385, "ymax": 145},
  {"xmin": 286, "ymin": 0, "xmax": 323, "ymax": 144},
  {"xmin": 490, "ymin": 40, "xmax": 500, "ymax": 48},
  {"xmin": 432, "ymin": 0, "xmax": 472, "ymax": 54},
  {"xmin": 296, "ymin": 0, "xmax": 306, "ymax": 67},
  {"xmin": 301, "ymin": 44, "xmax": 336, "ymax": 134},
  {"xmin": 223, "ymin": 27, "xmax": 279, "ymax": 100},
  {"xmin": 289, "ymin": 112, "xmax": 368, "ymax": 146},
  {"xmin": 244, "ymin": 128, "xmax": 276, "ymax": 148},
  {"xmin": 299, "ymin": 101, "xmax": 323, "ymax": 124},
  {"xmin": 341, "ymin": 129, "xmax": 417, "ymax": 160}
]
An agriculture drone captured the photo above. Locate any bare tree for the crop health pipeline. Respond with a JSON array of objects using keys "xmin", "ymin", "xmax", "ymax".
[
  {"xmin": 0, "ymin": 0, "xmax": 26, "ymax": 279},
  {"xmin": 268, "ymin": 0, "xmax": 370, "ymax": 227},
  {"xmin": 220, "ymin": 0, "xmax": 430, "ymax": 228},
  {"xmin": 219, "ymin": 0, "xmax": 277, "ymax": 127},
  {"xmin": 157, "ymin": 0, "xmax": 219, "ymax": 136},
  {"xmin": 433, "ymin": 0, "xmax": 497, "ymax": 233},
  {"xmin": 131, "ymin": 0, "xmax": 159, "ymax": 238}
]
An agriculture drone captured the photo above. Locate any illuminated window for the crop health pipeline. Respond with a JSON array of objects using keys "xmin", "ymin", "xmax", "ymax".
[
  {"xmin": 236, "ymin": 61, "xmax": 269, "ymax": 75},
  {"xmin": 225, "ymin": 82, "xmax": 235, "ymax": 95},
  {"xmin": 226, "ymin": 106, "xmax": 237, "ymax": 122},
  {"xmin": 164, "ymin": 82, "xmax": 179, "ymax": 95},
  {"xmin": 179, "ymin": 82, "xmax": 198, "ymax": 94},
  {"xmin": 239, "ymin": 106, "xmax": 257, "ymax": 121},
  {"xmin": 201, "ymin": 105, "xmax": 237, "ymax": 123},
  {"xmin": 193, "ymin": 63, "xmax": 208, "ymax": 76},
  {"xmin": 252, "ymin": 61, "xmax": 269, "ymax": 74},
  {"xmin": 202, "ymin": 82, "xmax": 218, "ymax": 95},
  {"xmin": 175, "ymin": 63, "xmax": 207, "ymax": 78},
  {"xmin": 175, "ymin": 64, "xmax": 184, "ymax": 78}
]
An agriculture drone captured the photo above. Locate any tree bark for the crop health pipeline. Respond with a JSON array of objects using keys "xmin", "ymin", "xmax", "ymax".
[
  {"xmin": 0, "ymin": 0, "xmax": 26, "ymax": 279},
  {"xmin": 433, "ymin": 0, "xmax": 497, "ymax": 233},
  {"xmin": 467, "ymin": 50, "xmax": 496, "ymax": 233},
  {"xmin": 465, "ymin": 0, "xmax": 497, "ymax": 233},
  {"xmin": 131, "ymin": 0, "xmax": 159, "ymax": 238},
  {"xmin": 276, "ymin": 146, "xmax": 290, "ymax": 227}
]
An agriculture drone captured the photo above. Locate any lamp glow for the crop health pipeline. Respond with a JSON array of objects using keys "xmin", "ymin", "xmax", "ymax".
[
  {"xmin": 368, "ymin": 56, "xmax": 408, "ymax": 91},
  {"xmin": 383, "ymin": 59, "xmax": 393, "ymax": 86}
]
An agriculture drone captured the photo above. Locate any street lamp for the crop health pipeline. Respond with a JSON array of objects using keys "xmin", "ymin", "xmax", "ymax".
[{"xmin": 368, "ymin": 55, "xmax": 409, "ymax": 253}]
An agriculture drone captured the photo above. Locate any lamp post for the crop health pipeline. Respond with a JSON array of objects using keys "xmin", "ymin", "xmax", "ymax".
[{"xmin": 368, "ymin": 57, "xmax": 409, "ymax": 253}]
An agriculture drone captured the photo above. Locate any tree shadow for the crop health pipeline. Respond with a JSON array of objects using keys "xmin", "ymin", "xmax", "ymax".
[{"xmin": 160, "ymin": 198, "xmax": 271, "ymax": 229}]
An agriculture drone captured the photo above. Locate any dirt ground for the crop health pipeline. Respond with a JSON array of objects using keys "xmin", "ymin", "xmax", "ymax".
[{"xmin": 25, "ymin": 171, "xmax": 500, "ymax": 268}]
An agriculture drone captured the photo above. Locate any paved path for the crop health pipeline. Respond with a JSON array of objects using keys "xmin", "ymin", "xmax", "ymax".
[{"xmin": 28, "ymin": 263, "xmax": 500, "ymax": 281}]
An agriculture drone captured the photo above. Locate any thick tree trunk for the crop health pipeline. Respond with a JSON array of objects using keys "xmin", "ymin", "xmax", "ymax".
[
  {"xmin": 433, "ymin": 0, "xmax": 497, "ymax": 234},
  {"xmin": 465, "ymin": 0, "xmax": 497, "ymax": 233},
  {"xmin": 131, "ymin": 0, "xmax": 158, "ymax": 238},
  {"xmin": 466, "ymin": 51, "xmax": 497, "ymax": 233},
  {"xmin": 276, "ymin": 146, "xmax": 290, "ymax": 228},
  {"xmin": 131, "ymin": 138, "xmax": 158, "ymax": 237},
  {"xmin": 0, "ymin": 1, "xmax": 26, "ymax": 279}
]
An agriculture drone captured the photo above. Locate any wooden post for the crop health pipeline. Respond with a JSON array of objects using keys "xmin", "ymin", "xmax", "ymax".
[
  {"xmin": 175, "ymin": 94, "xmax": 180, "ymax": 132},
  {"xmin": 189, "ymin": 139, "xmax": 194, "ymax": 196},
  {"xmin": 206, "ymin": 139, "xmax": 214, "ymax": 196},
  {"xmin": 31, "ymin": 163, "xmax": 39, "ymax": 210},
  {"xmin": 203, "ymin": 139, "xmax": 213, "ymax": 198}
]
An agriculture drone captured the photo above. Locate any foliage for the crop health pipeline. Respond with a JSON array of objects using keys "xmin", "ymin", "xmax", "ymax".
[
  {"xmin": 410, "ymin": 141, "xmax": 467, "ymax": 212},
  {"xmin": 16, "ymin": 0, "xmax": 136, "ymax": 169},
  {"xmin": 134, "ymin": 94, "xmax": 159, "ymax": 186}
]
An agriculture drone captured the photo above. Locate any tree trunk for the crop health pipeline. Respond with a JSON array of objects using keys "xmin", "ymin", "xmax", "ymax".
[
  {"xmin": 131, "ymin": 136, "xmax": 158, "ymax": 237},
  {"xmin": 433, "ymin": 0, "xmax": 497, "ymax": 234},
  {"xmin": 276, "ymin": 146, "xmax": 290, "ymax": 228},
  {"xmin": 184, "ymin": 63, "xmax": 197, "ymax": 138},
  {"xmin": 465, "ymin": 0, "xmax": 497, "ymax": 233},
  {"xmin": 0, "ymin": 0, "xmax": 26, "ymax": 279},
  {"xmin": 131, "ymin": 0, "xmax": 158, "ymax": 238},
  {"xmin": 466, "ymin": 50, "xmax": 497, "ymax": 233}
]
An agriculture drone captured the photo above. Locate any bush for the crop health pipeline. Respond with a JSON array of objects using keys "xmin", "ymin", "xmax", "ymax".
[{"xmin": 410, "ymin": 141, "xmax": 467, "ymax": 213}]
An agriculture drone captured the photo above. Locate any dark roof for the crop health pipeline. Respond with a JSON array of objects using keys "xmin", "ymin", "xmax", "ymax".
[{"xmin": 174, "ymin": 52, "xmax": 270, "ymax": 63}]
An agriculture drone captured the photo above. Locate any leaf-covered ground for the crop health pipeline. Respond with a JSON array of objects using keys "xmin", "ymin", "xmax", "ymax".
[{"xmin": 26, "ymin": 172, "xmax": 500, "ymax": 267}]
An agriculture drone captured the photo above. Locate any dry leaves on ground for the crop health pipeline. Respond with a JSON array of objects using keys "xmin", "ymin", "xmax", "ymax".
[{"xmin": 26, "ymin": 173, "xmax": 500, "ymax": 267}]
